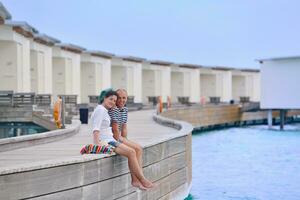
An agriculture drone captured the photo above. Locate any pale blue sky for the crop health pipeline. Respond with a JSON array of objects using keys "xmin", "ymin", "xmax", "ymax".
[{"xmin": 2, "ymin": 0, "xmax": 300, "ymax": 68}]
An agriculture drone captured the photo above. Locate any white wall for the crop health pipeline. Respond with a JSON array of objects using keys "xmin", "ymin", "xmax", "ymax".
[
  {"xmin": 52, "ymin": 47, "xmax": 81, "ymax": 103},
  {"xmin": 142, "ymin": 69, "xmax": 155, "ymax": 103},
  {"xmin": 171, "ymin": 72, "xmax": 184, "ymax": 102},
  {"xmin": 189, "ymin": 69, "xmax": 200, "ymax": 103},
  {"xmin": 160, "ymin": 67, "xmax": 171, "ymax": 102},
  {"xmin": 0, "ymin": 25, "xmax": 31, "ymax": 92},
  {"xmin": 260, "ymin": 59, "xmax": 300, "ymax": 109},
  {"xmin": 141, "ymin": 63, "xmax": 171, "ymax": 103},
  {"xmin": 170, "ymin": 66, "xmax": 200, "ymax": 103},
  {"xmin": 215, "ymin": 70, "xmax": 232, "ymax": 102},
  {"xmin": 111, "ymin": 65, "xmax": 127, "ymax": 90},
  {"xmin": 252, "ymin": 73, "xmax": 261, "ymax": 102},
  {"xmin": 80, "ymin": 54, "xmax": 111, "ymax": 103},
  {"xmin": 81, "ymin": 62, "xmax": 96, "ymax": 103},
  {"xmin": 52, "ymin": 57, "xmax": 66, "ymax": 100},
  {"xmin": 0, "ymin": 40, "xmax": 17, "ymax": 91},
  {"xmin": 200, "ymin": 73, "xmax": 216, "ymax": 101},
  {"xmin": 30, "ymin": 41, "xmax": 53, "ymax": 94},
  {"xmin": 123, "ymin": 60, "xmax": 142, "ymax": 103},
  {"xmin": 232, "ymin": 75, "xmax": 246, "ymax": 101}
]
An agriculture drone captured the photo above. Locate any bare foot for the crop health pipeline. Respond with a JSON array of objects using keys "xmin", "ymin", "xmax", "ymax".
[
  {"xmin": 141, "ymin": 179, "xmax": 154, "ymax": 188},
  {"xmin": 132, "ymin": 181, "xmax": 148, "ymax": 190}
]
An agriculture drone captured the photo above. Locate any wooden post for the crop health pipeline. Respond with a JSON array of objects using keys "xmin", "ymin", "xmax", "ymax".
[
  {"xmin": 61, "ymin": 96, "xmax": 66, "ymax": 129},
  {"xmin": 280, "ymin": 109, "xmax": 285, "ymax": 130},
  {"xmin": 268, "ymin": 109, "xmax": 272, "ymax": 129}
]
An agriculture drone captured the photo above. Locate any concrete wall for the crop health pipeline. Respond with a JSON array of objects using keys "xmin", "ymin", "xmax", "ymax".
[
  {"xmin": 171, "ymin": 71, "xmax": 184, "ymax": 102},
  {"xmin": 215, "ymin": 70, "xmax": 232, "ymax": 102},
  {"xmin": 52, "ymin": 47, "xmax": 81, "ymax": 103},
  {"xmin": 111, "ymin": 65, "xmax": 127, "ymax": 91},
  {"xmin": 232, "ymin": 75, "xmax": 246, "ymax": 101},
  {"xmin": 0, "ymin": 25, "xmax": 31, "ymax": 92},
  {"xmin": 232, "ymin": 70, "xmax": 260, "ymax": 102},
  {"xmin": 30, "ymin": 41, "xmax": 53, "ymax": 94},
  {"xmin": 81, "ymin": 54, "xmax": 111, "ymax": 103},
  {"xmin": 123, "ymin": 60, "xmax": 142, "ymax": 103},
  {"xmin": 170, "ymin": 66, "xmax": 200, "ymax": 103},
  {"xmin": 0, "ymin": 40, "xmax": 17, "ymax": 91},
  {"xmin": 111, "ymin": 58, "xmax": 142, "ymax": 103},
  {"xmin": 199, "ymin": 68, "xmax": 233, "ymax": 103},
  {"xmin": 142, "ymin": 69, "xmax": 155, "ymax": 103},
  {"xmin": 142, "ymin": 63, "xmax": 171, "ymax": 103},
  {"xmin": 200, "ymin": 73, "xmax": 216, "ymax": 101}
]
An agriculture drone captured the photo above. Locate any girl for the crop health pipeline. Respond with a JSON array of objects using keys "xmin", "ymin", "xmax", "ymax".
[{"xmin": 91, "ymin": 90, "xmax": 153, "ymax": 190}]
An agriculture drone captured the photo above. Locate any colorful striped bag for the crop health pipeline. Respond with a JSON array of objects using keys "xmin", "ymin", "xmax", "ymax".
[{"xmin": 80, "ymin": 143, "xmax": 114, "ymax": 155}]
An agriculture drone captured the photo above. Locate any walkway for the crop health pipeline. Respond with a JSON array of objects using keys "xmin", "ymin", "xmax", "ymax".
[{"xmin": 0, "ymin": 110, "xmax": 177, "ymax": 174}]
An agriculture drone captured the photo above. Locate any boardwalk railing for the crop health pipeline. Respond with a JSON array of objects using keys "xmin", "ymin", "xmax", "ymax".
[
  {"xmin": 209, "ymin": 96, "xmax": 221, "ymax": 104},
  {"xmin": 240, "ymin": 96, "xmax": 250, "ymax": 103},
  {"xmin": 178, "ymin": 96, "xmax": 190, "ymax": 105},
  {"xmin": 0, "ymin": 90, "xmax": 13, "ymax": 106},
  {"xmin": 127, "ymin": 96, "xmax": 135, "ymax": 104},
  {"xmin": 88, "ymin": 95, "xmax": 99, "ymax": 104},
  {"xmin": 35, "ymin": 94, "xmax": 51, "ymax": 106},
  {"xmin": 13, "ymin": 93, "xmax": 35, "ymax": 106},
  {"xmin": 148, "ymin": 96, "xmax": 158, "ymax": 106},
  {"xmin": 58, "ymin": 95, "xmax": 77, "ymax": 105}
]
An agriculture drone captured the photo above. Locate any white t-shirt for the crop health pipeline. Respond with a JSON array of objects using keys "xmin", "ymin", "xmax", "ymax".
[{"xmin": 91, "ymin": 105, "xmax": 114, "ymax": 142}]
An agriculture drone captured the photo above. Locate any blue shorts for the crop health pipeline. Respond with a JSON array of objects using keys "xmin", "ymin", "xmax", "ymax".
[{"xmin": 108, "ymin": 140, "xmax": 121, "ymax": 147}]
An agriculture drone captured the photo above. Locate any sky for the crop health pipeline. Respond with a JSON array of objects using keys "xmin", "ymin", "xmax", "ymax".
[{"xmin": 2, "ymin": 0, "xmax": 300, "ymax": 69}]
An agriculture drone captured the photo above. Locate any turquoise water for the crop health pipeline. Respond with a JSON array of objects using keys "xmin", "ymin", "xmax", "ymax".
[
  {"xmin": 190, "ymin": 126, "xmax": 300, "ymax": 200},
  {"xmin": 0, "ymin": 122, "xmax": 48, "ymax": 139}
]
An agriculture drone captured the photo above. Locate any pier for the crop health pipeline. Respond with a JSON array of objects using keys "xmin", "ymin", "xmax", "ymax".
[{"xmin": 0, "ymin": 110, "xmax": 192, "ymax": 200}]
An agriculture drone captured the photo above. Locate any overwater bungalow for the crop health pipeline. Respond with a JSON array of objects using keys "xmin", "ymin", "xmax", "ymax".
[
  {"xmin": 0, "ymin": 21, "xmax": 36, "ymax": 92},
  {"xmin": 142, "ymin": 60, "xmax": 172, "ymax": 104},
  {"xmin": 81, "ymin": 50, "xmax": 113, "ymax": 103},
  {"xmin": 30, "ymin": 33, "xmax": 60, "ymax": 94},
  {"xmin": 52, "ymin": 43, "xmax": 85, "ymax": 103},
  {"xmin": 111, "ymin": 56, "xmax": 145, "ymax": 103}
]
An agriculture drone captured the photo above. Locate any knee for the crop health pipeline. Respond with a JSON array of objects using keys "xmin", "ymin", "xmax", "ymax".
[
  {"xmin": 136, "ymin": 145, "xmax": 143, "ymax": 154},
  {"xmin": 127, "ymin": 147, "xmax": 136, "ymax": 158}
]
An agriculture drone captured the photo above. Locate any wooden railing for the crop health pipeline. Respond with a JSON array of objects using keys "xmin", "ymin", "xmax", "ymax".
[
  {"xmin": 88, "ymin": 95, "xmax": 99, "ymax": 104},
  {"xmin": 58, "ymin": 95, "xmax": 77, "ymax": 105},
  {"xmin": 148, "ymin": 96, "xmax": 158, "ymax": 106},
  {"xmin": 209, "ymin": 96, "xmax": 221, "ymax": 104},
  {"xmin": 178, "ymin": 96, "xmax": 190, "ymax": 104},
  {"xmin": 0, "ymin": 90, "xmax": 13, "ymax": 106},
  {"xmin": 161, "ymin": 105, "xmax": 300, "ymax": 128},
  {"xmin": 35, "ymin": 94, "xmax": 51, "ymax": 106},
  {"xmin": 13, "ymin": 93, "xmax": 35, "ymax": 106},
  {"xmin": 127, "ymin": 96, "xmax": 135, "ymax": 104}
]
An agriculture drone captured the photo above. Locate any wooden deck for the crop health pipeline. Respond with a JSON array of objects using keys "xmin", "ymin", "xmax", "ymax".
[{"xmin": 161, "ymin": 105, "xmax": 300, "ymax": 128}]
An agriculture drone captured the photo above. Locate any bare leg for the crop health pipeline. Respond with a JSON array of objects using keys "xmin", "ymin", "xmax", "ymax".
[
  {"xmin": 121, "ymin": 138, "xmax": 143, "ymax": 167},
  {"xmin": 114, "ymin": 144, "xmax": 153, "ymax": 189},
  {"xmin": 121, "ymin": 139, "xmax": 144, "ymax": 187}
]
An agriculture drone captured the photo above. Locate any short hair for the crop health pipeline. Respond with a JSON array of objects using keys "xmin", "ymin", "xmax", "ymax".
[{"xmin": 116, "ymin": 89, "xmax": 128, "ymax": 96}]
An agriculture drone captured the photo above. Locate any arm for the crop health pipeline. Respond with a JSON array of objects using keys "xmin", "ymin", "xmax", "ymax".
[
  {"xmin": 121, "ymin": 123, "xmax": 127, "ymax": 138},
  {"xmin": 93, "ymin": 130, "xmax": 102, "ymax": 145},
  {"xmin": 111, "ymin": 122, "xmax": 121, "ymax": 141},
  {"xmin": 121, "ymin": 108, "xmax": 128, "ymax": 138},
  {"xmin": 91, "ymin": 107, "xmax": 104, "ymax": 145}
]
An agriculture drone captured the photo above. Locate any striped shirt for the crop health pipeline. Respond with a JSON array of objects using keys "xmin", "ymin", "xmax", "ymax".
[{"xmin": 108, "ymin": 107, "xmax": 128, "ymax": 131}]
